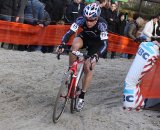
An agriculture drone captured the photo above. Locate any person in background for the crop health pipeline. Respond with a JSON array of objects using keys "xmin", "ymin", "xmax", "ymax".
[
  {"xmin": 44, "ymin": 0, "xmax": 68, "ymax": 24},
  {"xmin": 116, "ymin": 12, "xmax": 127, "ymax": 58},
  {"xmin": 24, "ymin": 0, "xmax": 50, "ymax": 52},
  {"xmin": 140, "ymin": 14, "xmax": 159, "ymax": 42},
  {"xmin": 40, "ymin": 9, "xmax": 53, "ymax": 53},
  {"xmin": 105, "ymin": 2, "xmax": 118, "ymax": 59},
  {"xmin": 0, "ymin": 0, "xmax": 28, "ymax": 49},
  {"xmin": 124, "ymin": 15, "xmax": 144, "ymax": 59},
  {"xmin": 116, "ymin": 12, "xmax": 126, "ymax": 36},
  {"xmin": 64, "ymin": 0, "xmax": 85, "ymax": 24},
  {"xmin": 97, "ymin": 0, "xmax": 109, "ymax": 19}
]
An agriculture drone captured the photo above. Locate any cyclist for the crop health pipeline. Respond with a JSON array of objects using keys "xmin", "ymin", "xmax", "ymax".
[{"xmin": 56, "ymin": 3, "xmax": 108, "ymax": 111}]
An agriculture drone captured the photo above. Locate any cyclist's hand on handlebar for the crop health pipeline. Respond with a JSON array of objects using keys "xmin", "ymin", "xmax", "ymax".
[
  {"xmin": 56, "ymin": 43, "xmax": 66, "ymax": 54},
  {"xmin": 90, "ymin": 54, "xmax": 99, "ymax": 63}
]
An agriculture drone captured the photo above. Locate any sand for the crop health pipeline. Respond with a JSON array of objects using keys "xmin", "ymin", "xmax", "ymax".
[{"xmin": 0, "ymin": 49, "xmax": 159, "ymax": 130}]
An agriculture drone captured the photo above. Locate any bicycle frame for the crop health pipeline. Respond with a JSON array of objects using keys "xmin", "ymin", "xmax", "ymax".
[
  {"xmin": 53, "ymin": 50, "xmax": 93, "ymax": 123},
  {"xmin": 66, "ymin": 60, "xmax": 84, "ymax": 99}
]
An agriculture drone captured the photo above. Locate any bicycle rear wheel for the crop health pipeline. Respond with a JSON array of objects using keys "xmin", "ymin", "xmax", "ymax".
[{"xmin": 53, "ymin": 71, "xmax": 73, "ymax": 123}]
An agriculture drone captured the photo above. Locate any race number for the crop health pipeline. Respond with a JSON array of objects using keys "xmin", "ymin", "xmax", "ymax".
[
  {"xmin": 70, "ymin": 23, "xmax": 79, "ymax": 32},
  {"xmin": 100, "ymin": 32, "xmax": 108, "ymax": 40}
]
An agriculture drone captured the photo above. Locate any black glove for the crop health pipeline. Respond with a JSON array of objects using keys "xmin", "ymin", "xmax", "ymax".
[
  {"xmin": 91, "ymin": 54, "xmax": 99, "ymax": 62},
  {"xmin": 58, "ymin": 43, "xmax": 66, "ymax": 50}
]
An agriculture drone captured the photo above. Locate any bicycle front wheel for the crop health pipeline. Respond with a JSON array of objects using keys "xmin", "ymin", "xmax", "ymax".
[{"xmin": 53, "ymin": 71, "xmax": 72, "ymax": 123}]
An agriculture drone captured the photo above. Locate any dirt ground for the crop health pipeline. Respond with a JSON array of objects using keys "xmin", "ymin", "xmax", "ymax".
[{"xmin": 0, "ymin": 49, "xmax": 159, "ymax": 130}]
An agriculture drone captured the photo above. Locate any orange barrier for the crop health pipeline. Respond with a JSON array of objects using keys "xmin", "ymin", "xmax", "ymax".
[
  {"xmin": 140, "ymin": 58, "xmax": 160, "ymax": 98},
  {"xmin": 108, "ymin": 33, "xmax": 139, "ymax": 54},
  {"xmin": 0, "ymin": 20, "xmax": 139, "ymax": 54}
]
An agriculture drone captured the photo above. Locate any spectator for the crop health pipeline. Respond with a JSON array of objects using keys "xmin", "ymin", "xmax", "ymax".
[
  {"xmin": 116, "ymin": 12, "xmax": 127, "ymax": 58},
  {"xmin": 40, "ymin": 9, "xmax": 53, "ymax": 53},
  {"xmin": 13, "ymin": 0, "xmax": 28, "ymax": 23},
  {"xmin": 140, "ymin": 14, "xmax": 159, "ymax": 42},
  {"xmin": 125, "ymin": 16, "xmax": 144, "ymax": 59},
  {"xmin": 24, "ymin": 0, "xmax": 51, "ymax": 52},
  {"xmin": 44, "ymin": 0, "xmax": 67, "ymax": 24},
  {"xmin": 116, "ymin": 12, "xmax": 126, "ymax": 36},
  {"xmin": 105, "ymin": 2, "xmax": 118, "ymax": 59},
  {"xmin": 105, "ymin": 2, "xmax": 118, "ymax": 33},
  {"xmin": 64, "ymin": 0, "xmax": 85, "ymax": 24},
  {"xmin": 24, "ymin": 0, "xmax": 45, "ymax": 25},
  {"xmin": 0, "ymin": 0, "xmax": 28, "ymax": 49},
  {"xmin": 97, "ymin": 0, "xmax": 109, "ymax": 20}
]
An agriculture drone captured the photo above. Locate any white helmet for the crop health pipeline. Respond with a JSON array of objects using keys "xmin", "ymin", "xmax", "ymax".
[{"xmin": 83, "ymin": 3, "xmax": 101, "ymax": 20}]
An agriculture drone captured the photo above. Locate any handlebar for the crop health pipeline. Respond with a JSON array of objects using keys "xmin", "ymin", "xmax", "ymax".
[
  {"xmin": 57, "ymin": 49, "xmax": 89, "ymax": 60},
  {"xmin": 57, "ymin": 49, "xmax": 95, "ymax": 70}
]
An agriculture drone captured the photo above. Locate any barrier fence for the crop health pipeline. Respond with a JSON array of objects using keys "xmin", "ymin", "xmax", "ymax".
[
  {"xmin": 0, "ymin": 20, "xmax": 159, "ymax": 98},
  {"xmin": 0, "ymin": 20, "xmax": 139, "ymax": 54}
]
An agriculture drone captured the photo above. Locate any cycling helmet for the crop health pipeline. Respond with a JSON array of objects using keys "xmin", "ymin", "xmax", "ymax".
[{"xmin": 83, "ymin": 3, "xmax": 101, "ymax": 20}]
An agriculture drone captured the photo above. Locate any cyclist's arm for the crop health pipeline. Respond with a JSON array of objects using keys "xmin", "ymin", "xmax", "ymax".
[
  {"xmin": 61, "ymin": 17, "xmax": 85, "ymax": 44},
  {"xmin": 98, "ymin": 30, "xmax": 108, "ymax": 57},
  {"xmin": 97, "ymin": 20, "xmax": 108, "ymax": 57},
  {"xmin": 98, "ymin": 38, "xmax": 108, "ymax": 56},
  {"xmin": 61, "ymin": 23, "xmax": 78, "ymax": 44}
]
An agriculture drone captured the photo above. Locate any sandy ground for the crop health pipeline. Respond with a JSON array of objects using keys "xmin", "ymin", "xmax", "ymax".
[{"xmin": 0, "ymin": 48, "xmax": 159, "ymax": 130}]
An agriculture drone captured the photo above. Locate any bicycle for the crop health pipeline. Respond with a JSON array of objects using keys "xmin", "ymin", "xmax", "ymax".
[{"xmin": 52, "ymin": 50, "xmax": 93, "ymax": 123}]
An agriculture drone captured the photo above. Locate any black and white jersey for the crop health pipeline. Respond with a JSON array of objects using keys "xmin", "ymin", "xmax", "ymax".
[{"xmin": 62, "ymin": 16, "xmax": 108, "ymax": 56}]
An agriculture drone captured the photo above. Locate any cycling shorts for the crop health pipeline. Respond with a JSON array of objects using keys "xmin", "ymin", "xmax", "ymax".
[{"xmin": 76, "ymin": 32, "xmax": 102, "ymax": 56}]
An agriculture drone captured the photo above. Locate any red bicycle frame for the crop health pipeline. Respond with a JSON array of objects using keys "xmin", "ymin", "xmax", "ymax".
[{"xmin": 66, "ymin": 60, "xmax": 84, "ymax": 99}]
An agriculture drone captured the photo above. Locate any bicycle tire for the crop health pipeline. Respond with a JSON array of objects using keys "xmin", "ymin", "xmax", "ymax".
[
  {"xmin": 53, "ymin": 71, "xmax": 73, "ymax": 123},
  {"xmin": 70, "ymin": 63, "xmax": 84, "ymax": 113},
  {"xmin": 70, "ymin": 97, "xmax": 77, "ymax": 113}
]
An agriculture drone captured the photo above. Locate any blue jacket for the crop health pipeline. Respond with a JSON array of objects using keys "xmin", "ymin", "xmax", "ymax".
[{"xmin": 24, "ymin": 0, "xmax": 45, "ymax": 25}]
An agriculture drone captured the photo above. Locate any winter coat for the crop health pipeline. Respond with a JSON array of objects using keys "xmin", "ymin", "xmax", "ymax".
[
  {"xmin": 24, "ymin": 0, "xmax": 45, "ymax": 25},
  {"xmin": 141, "ymin": 19, "xmax": 158, "ymax": 41}
]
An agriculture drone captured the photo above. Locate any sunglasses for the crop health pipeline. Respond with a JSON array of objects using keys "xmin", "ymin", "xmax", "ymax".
[{"xmin": 85, "ymin": 18, "xmax": 98, "ymax": 22}]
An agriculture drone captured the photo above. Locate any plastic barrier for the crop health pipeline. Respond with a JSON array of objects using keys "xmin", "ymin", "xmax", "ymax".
[
  {"xmin": 0, "ymin": 20, "xmax": 139, "ymax": 54},
  {"xmin": 123, "ymin": 42, "xmax": 159, "ymax": 109}
]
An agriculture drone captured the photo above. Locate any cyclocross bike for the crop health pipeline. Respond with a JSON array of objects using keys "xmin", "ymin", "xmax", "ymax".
[{"xmin": 52, "ymin": 50, "xmax": 93, "ymax": 123}]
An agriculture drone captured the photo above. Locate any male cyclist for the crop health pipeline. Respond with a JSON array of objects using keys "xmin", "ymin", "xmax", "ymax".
[{"xmin": 56, "ymin": 3, "xmax": 108, "ymax": 111}]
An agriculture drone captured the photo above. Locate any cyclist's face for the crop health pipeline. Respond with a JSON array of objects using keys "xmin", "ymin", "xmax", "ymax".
[{"xmin": 85, "ymin": 18, "xmax": 98, "ymax": 28}]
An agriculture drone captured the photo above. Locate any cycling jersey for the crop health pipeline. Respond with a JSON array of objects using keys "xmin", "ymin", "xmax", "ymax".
[{"xmin": 62, "ymin": 16, "xmax": 108, "ymax": 56}]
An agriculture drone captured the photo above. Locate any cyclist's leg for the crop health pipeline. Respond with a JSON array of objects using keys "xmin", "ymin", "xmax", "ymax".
[
  {"xmin": 69, "ymin": 37, "xmax": 83, "ymax": 66},
  {"xmin": 81, "ymin": 59, "xmax": 96, "ymax": 93},
  {"xmin": 76, "ymin": 59, "xmax": 97, "ymax": 111}
]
